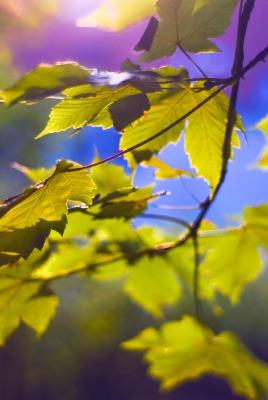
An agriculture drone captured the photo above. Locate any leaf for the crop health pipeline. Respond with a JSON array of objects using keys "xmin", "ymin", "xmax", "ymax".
[
  {"xmin": 109, "ymin": 93, "xmax": 151, "ymax": 131},
  {"xmin": 38, "ymin": 84, "xmax": 142, "ymax": 137},
  {"xmin": 76, "ymin": 0, "xmax": 155, "ymax": 31},
  {"xmin": 0, "ymin": 160, "xmax": 96, "ymax": 266},
  {"xmin": 184, "ymin": 87, "xmax": 241, "ymax": 191},
  {"xmin": 12, "ymin": 163, "xmax": 55, "ymax": 184},
  {"xmin": 0, "ymin": 277, "xmax": 58, "ymax": 344},
  {"xmin": 141, "ymin": 155, "xmax": 195, "ymax": 179},
  {"xmin": 134, "ymin": 16, "xmax": 159, "ymax": 51},
  {"xmin": 254, "ymin": 115, "xmax": 268, "ymax": 168},
  {"xmin": 124, "ymin": 256, "xmax": 181, "ymax": 317},
  {"xmin": 91, "ymin": 162, "xmax": 132, "ymax": 197},
  {"xmin": 193, "ymin": 0, "xmax": 212, "ymax": 12},
  {"xmin": 92, "ymin": 186, "xmax": 165, "ymax": 220},
  {"xmin": 122, "ymin": 316, "xmax": 268, "ymax": 398},
  {"xmin": 200, "ymin": 227, "xmax": 263, "ymax": 303},
  {"xmin": 138, "ymin": 0, "xmax": 238, "ymax": 62},
  {"xmin": 244, "ymin": 203, "xmax": 268, "ymax": 252},
  {"xmin": 255, "ymin": 114, "xmax": 268, "ymax": 135},
  {"xmin": 120, "ymin": 66, "xmax": 189, "ymax": 169},
  {"xmin": 1, "ymin": 63, "xmax": 89, "ymax": 106},
  {"xmin": 255, "ymin": 146, "xmax": 268, "ymax": 168}
]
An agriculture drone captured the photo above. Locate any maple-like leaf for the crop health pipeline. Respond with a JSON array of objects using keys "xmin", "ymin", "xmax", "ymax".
[
  {"xmin": 0, "ymin": 276, "xmax": 58, "ymax": 344},
  {"xmin": 122, "ymin": 316, "xmax": 268, "ymax": 398},
  {"xmin": 138, "ymin": 0, "xmax": 238, "ymax": 62},
  {"xmin": 0, "ymin": 160, "xmax": 96, "ymax": 266},
  {"xmin": 200, "ymin": 228, "xmax": 263, "ymax": 303},
  {"xmin": 124, "ymin": 255, "xmax": 181, "ymax": 317}
]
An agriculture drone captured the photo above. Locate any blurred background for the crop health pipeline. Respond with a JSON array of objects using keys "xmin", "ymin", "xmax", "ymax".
[{"xmin": 0, "ymin": 1, "xmax": 268, "ymax": 399}]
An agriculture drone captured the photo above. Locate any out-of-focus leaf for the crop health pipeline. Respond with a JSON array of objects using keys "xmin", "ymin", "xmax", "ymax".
[
  {"xmin": 122, "ymin": 316, "xmax": 268, "ymax": 398},
  {"xmin": 200, "ymin": 228, "xmax": 263, "ymax": 303},
  {"xmin": 124, "ymin": 256, "xmax": 181, "ymax": 317},
  {"xmin": 184, "ymin": 87, "xmax": 241, "ymax": 191},
  {"xmin": 0, "ymin": 160, "xmax": 95, "ymax": 266},
  {"xmin": 142, "ymin": 155, "xmax": 195, "ymax": 179},
  {"xmin": 12, "ymin": 163, "xmax": 55, "ymax": 184},
  {"xmin": 138, "ymin": 0, "xmax": 238, "ymax": 62},
  {"xmin": 1, "ymin": 63, "xmax": 89, "ymax": 106},
  {"xmin": 76, "ymin": 0, "xmax": 155, "ymax": 31},
  {"xmin": 254, "ymin": 115, "xmax": 268, "ymax": 168},
  {"xmin": 255, "ymin": 114, "xmax": 268, "ymax": 135},
  {"xmin": 244, "ymin": 203, "xmax": 268, "ymax": 251},
  {"xmin": 0, "ymin": 277, "xmax": 58, "ymax": 344},
  {"xmin": 92, "ymin": 186, "xmax": 165, "ymax": 220}
]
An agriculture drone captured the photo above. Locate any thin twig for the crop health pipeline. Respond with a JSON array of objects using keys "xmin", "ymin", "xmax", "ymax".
[{"xmin": 136, "ymin": 213, "xmax": 190, "ymax": 228}]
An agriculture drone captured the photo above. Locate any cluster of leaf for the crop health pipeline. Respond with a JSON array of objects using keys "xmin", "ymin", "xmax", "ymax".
[{"xmin": 1, "ymin": 0, "xmax": 268, "ymax": 399}]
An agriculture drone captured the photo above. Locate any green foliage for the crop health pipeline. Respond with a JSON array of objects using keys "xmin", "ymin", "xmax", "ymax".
[
  {"xmin": 122, "ymin": 316, "xmax": 268, "ymax": 399},
  {"xmin": 137, "ymin": 0, "xmax": 239, "ymax": 62},
  {"xmin": 0, "ymin": 63, "xmax": 89, "ymax": 106},
  {"xmin": 255, "ymin": 115, "xmax": 268, "ymax": 167},
  {"xmin": 0, "ymin": 160, "xmax": 95, "ymax": 265},
  {"xmin": 1, "ymin": 1, "xmax": 268, "ymax": 398}
]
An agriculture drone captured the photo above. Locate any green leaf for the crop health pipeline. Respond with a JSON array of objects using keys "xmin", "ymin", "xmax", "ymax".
[
  {"xmin": 138, "ymin": 0, "xmax": 238, "ymax": 62},
  {"xmin": 141, "ymin": 155, "xmax": 195, "ymax": 179},
  {"xmin": 91, "ymin": 162, "xmax": 132, "ymax": 197},
  {"xmin": 120, "ymin": 66, "xmax": 189, "ymax": 169},
  {"xmin": 0, "ymin": 277, "xmax": 57, "ymax": 344},
  {"xmin": 200, "ymin": 227, "xmax": 263, "ymax": 303},
  {"xmin": 0, "ymin": 160, "xmax": 96, "ymax": 266},
  {"xmin": 254, "ymin": 115, "xmax": 268, "ymax": 168},
  {"xmin": 109, "ymin": 93, "xmax": 151, "ymax": 131},
  {"xmin": 255, "ymin": 114, "xmax": 268, "ymax": 135},
  {"xmin": 76, "ymin": 0, "xmax": 155, "ymax": 31},
  {"xmin": 122, "ymin": 316, "xmax": 268, "ymax": 398},
  {"xmin": 193, "ymin": 0, "xmax": 212, "ymax": 12},
  {"xmin": 38, "ymin": 84, "xmax": 142, "ymax": 137},
  {"xmin": 12, "ymin": 163, "xmax": 55, "ymax": 184},
  {"xmin": 92, "ymin": 186, "xmax": 163, "ymax": 220},
  {"xmin": 184, "ymin": 87, "xmax": 241, "ymax": 191},
  {"xmin": 244, "ymin": 203, "xmax": 268, "ymax": 252},
  {"xmin": 255, "ymin": 146, "xmax": 268, "ymax": 168},
  {"xmin": 124, "ymin": 256, "xmax": 181, "ymax": 317},
  {"xmin": 1, "ymin": 63, "xmax": 89, "ymax": 106}
]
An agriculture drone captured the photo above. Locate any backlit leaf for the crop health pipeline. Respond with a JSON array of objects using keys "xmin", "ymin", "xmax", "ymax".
[
  {"xmin": 120, "ymin": 66, "xmax": 188, "ymax": 169},
  {"xmin": 124, "ymin": 256, "xmax": 181, "ymax": 317},
  {"xmin": 76, "ymin": 0, "xmax": 155, "ymax": 31},
  {"xmin": 138, "ymin": 0, "xmax": 238, "ymax": 62},
  {"xmin": 122, "ymin": 316, "xmax": 268, "ymax": 398},
  {"xmin": 0, "ymin": 277, "xmax": 57, "ymax": 344},
  {"xmin": 244, "ymin": 203, "xmax": 268, "ymax": 252},
  {"xmin": 141, "ymin": 155, "xmax": 195, "ymax": 179},
  {"xmin": 0, "ymin": 160, "xmax": 95, "ymax": 266},
  {"xmin": 200, "ymin": 227, "xmax": 263, "ymax": 303},
  {"xmin": 184, "ymin": 87, "xmax": 241, "ymax": 191},
  {"xmin": 38, "ymin": 84, "xmax": 141, "ymax": 137},
  {"xmin": 254, "ymin": 115, "xmax": 268, "ymax": 168},
  {"xmin": 1, "ymin": 63, "xmax": 89, "ymax": 106}
]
